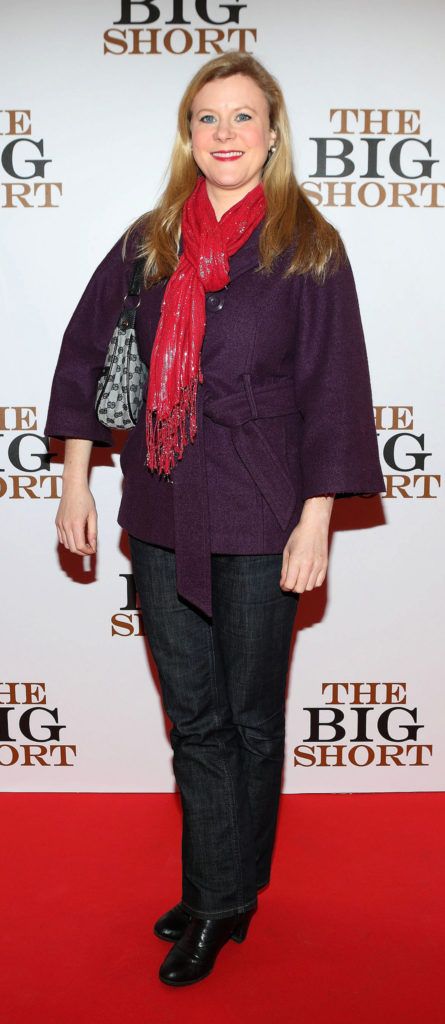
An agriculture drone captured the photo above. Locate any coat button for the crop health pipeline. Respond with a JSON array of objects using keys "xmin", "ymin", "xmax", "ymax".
[{"xmin": 207, "ymin": 292, "xmax": 225, "ymax": 311}]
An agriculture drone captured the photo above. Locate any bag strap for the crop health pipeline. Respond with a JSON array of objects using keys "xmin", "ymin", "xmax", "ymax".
[
  {"xmin": 119, "ymin": 256, "xmax": 145, "ymax": 329},
  {"xmin": 127, "ymin": 256, "xmax": 145, "ymax": 297}
]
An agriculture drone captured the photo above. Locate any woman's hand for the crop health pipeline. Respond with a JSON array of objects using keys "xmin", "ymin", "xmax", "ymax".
[
  {"xmin": 55, "ymin": 438, "xmax": 96, "ymax": 555},
  {"xmin": 280, "ymin": 495, "xmax": 335, "ymax": 593},
  {"xmin": 56, "ymin": 480, "xmax": 97, "ymax": 555}
]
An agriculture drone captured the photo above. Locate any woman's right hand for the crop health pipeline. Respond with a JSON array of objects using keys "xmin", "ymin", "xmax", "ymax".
[
  {"xmin": 55, "ymin": 438, "xmax": 96, "ymax": 554},
  {"xmin": 56, "ymin": 480, "xmax": 97, "ymax": 555}
]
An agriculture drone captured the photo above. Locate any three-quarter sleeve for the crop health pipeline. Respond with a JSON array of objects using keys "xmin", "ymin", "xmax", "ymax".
[
  {"xmin": 44, "ymin": 231, "xmax": 136, "ymax": 447},
  {"xmin": 294, "ymin": 254, "xmax": 386, "ymax": 500}
]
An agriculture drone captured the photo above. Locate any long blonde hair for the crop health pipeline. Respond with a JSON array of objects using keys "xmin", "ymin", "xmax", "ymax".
[{"xmin": 122, "ymin": 51, "xmax": 346, "ymax": 287}]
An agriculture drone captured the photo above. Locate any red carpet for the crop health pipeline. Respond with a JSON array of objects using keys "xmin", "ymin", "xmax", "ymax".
[{"xmin": 2, "ymin": 793, "xmax": 443, "ymax": 1023}]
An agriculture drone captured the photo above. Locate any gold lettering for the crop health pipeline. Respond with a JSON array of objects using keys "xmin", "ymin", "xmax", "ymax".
[
  {"xmin": 227, "ymin": 28, "xmax": 257, "ymax": 53},
  {"xmin": 377, "ymin": 744, "xmax": 406, "ymax": 766},
  {"xmin": 0, "ymin": 745, "xmax": 19, "ymax": 767},
  {"xmin": 293, "ymin": 745, "xmax": 317, "ymax": 767},
  {"xmin": 384, "ymin": 475, "xmax": 413, "ymax": 499},
  {"xmin": 39, "ymin": 474, "xmax": 63, "ymax": 499},
  {"xmin": 357, "ymin": 182, "xmax": 386, "ymax": 207},
  {"xmin": 49, "ymin": 744, "xmax": 77, "ymax": 766},
  {"xmin": 412, "ymin": 474, "xmax": 441, "ymax": 498},
  {"xmin": 164, "ymin": 28, "xmax": 193, "ymax": 54},
  {"xmin": 23, "ymin": 682, "xmax": 47, "ymax": 705},
  {"xmin": 329, "ymin": 109, "xmax": 360, "ymax": 134},
  {"xmin": 11, "ymin": 406, "xmax": 38, "ymax": 431},
  {"xmin": 419, "ymin": 182, "xmax": 445, "ymax": 207},
  {"xmin": 361, "ymin": 108, "xmax": 392, "ymax": 134},
  {"xmin": 395, "ymin": 109, "xmax": 421, "ymax": 135},
  {"xmin": 10, "ymin": 475, "xmax": 39, "ymax": 499},
  {"xmin": 350, "ymin": 682, "xmax": 380, "ymax": 705},
  {"xmin": 383, "ymin": 683, "xmax": 406, "ymax": 705},
  {"xmin": 2, "ymin": 182, "xmax": 33, "ymax": 208},
  {"xmin": 0, "ymin": 682, "xmax": 20, "ymax": 705},
  {"xmin": 33, "ymin": 182, "xmax": 63, "ymax": 208},
  {"xmin": 0, "ymin": 109, "xmax": 32, "ymax": 135},
  {"xmin": 196, "ymin": 27, "xmax": 225, "ymax": 55},
  {"xmin": 22, "ymin": 744, "xmax": 51, "ymax": 767},
  {"xmin": 405, "ymin": 744, "xmax": 433, "ymax": 766},
  {"xmin": 387, "ymin": 181, "xmax": 419, "ymax": 208},
  {"xmin": 103, "ymin": 28, "xmax": 128, "ymax": 54},
  {"xmin": 326, "ymin": 180, "xmax": 357, "ymax": 207},
  {"xmin": 318, "ymin": 744, "xmax": 347, "ymax": 767},
  {"xmin": 321, "ymin": 682, "xmax": 349, "ymax": 704},
  {"xmin": 348, "ymin": 744, "xmax": 374, "ymax": 766},
  {"xmin": 128, "ymin": 27, "xmax": 162, "ymax": 54}
]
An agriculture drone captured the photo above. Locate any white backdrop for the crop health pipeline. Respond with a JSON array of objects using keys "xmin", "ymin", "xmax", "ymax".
[{"xmin": 2, "ymin": 0, "xmax": 444, "ymax": 792}]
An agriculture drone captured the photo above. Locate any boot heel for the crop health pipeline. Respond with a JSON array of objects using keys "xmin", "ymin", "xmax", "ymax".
[{"xmin": 231, "ymin": 909, "xmax": 254, "ymax": 943}]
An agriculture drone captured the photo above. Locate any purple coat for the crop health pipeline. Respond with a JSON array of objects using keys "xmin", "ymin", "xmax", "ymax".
[{"xmin": 44, "ymin": 221, "xmax": 386, "ymax": 617}]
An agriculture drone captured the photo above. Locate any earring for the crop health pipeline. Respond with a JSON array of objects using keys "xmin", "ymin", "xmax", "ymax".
[{"xmin": 269, "ymin": 144, "xmax": 277, "ymax": 154}]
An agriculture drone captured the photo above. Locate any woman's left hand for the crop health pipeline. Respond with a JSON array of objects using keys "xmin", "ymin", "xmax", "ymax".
[{"xmin": 280, "ymin": 495, "xmax": 335, "ymax": 593}]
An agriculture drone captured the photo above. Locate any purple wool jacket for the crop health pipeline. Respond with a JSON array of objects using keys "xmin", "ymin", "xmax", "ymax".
[{"xmin": 44, "ymin": 221, "xmax": 386, "ymax": 617}]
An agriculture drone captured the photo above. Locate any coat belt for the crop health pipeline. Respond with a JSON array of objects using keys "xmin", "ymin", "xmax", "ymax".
[{"xmin": 173, "ymin": 375, "xmax": 298, "ymax": 618}]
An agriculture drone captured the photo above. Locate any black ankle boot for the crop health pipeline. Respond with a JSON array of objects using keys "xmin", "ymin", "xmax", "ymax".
[
  {"xmin": 154, "ymin": 900, "xmax": 257, "ymax": 944},
  {"xmin": 158, "ymin": 909, "xmax": 256, "ymax": 986},
  {"xmin": 153, "ymin": 902, "xmax": 193, "ymax": 942}
]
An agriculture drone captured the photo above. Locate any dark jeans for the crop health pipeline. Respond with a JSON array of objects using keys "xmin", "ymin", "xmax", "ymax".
[{"xmin": 129, "ymin": 535, "xmax": 299, "ymax": 920}]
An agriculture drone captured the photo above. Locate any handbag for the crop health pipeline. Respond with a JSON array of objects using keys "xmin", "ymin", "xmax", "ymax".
[{"xmin": 95, "ymin": 256, "xmax": 148, "ymax": 429}]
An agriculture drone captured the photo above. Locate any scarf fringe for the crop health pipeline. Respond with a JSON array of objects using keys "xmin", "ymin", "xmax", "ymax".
[{"xmin": 145, "ymin": 375, "xmax": 200, "ymax": 477}]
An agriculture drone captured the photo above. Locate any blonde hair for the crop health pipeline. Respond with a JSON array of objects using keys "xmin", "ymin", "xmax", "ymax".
[{"xmin": 122, "ymin": 51, "xmax": 347, "ymax": 286}]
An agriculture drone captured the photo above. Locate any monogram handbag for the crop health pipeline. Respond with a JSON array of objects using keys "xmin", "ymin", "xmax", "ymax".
[{"xmin": 95, "ymin": 256, "xmax": 148, "ymax": 428}]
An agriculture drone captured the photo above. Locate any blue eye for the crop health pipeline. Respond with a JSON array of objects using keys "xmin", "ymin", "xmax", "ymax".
[{"xmin": 198, "ymin": 112, "xmax": 252, "ymax": 124}]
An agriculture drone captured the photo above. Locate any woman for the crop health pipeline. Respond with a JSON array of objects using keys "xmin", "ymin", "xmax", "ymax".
[{"xmin": 44, "ymin": 51, "xmax": 385, "ymax": 986}]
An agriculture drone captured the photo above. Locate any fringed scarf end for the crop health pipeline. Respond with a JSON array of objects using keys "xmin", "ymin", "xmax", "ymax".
[{"xmin": 146, "ymin": 374, "xmax": 200, "ymax": 477}]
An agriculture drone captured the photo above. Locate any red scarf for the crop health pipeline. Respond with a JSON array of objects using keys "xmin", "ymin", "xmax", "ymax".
[{"xmin": 145, "ymin": 175, "xmax": 267, "ymax": 476}]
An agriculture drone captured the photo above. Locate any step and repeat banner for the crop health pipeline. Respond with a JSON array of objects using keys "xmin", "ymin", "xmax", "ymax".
[{"xmin": 2, "ymin": 1, "xmax": 444, "ymax": 792}]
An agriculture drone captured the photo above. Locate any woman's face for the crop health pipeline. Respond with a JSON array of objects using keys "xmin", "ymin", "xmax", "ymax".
[{"xmin": 189, "ymin": 73, "xmax": 276, "ymax": 198}]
